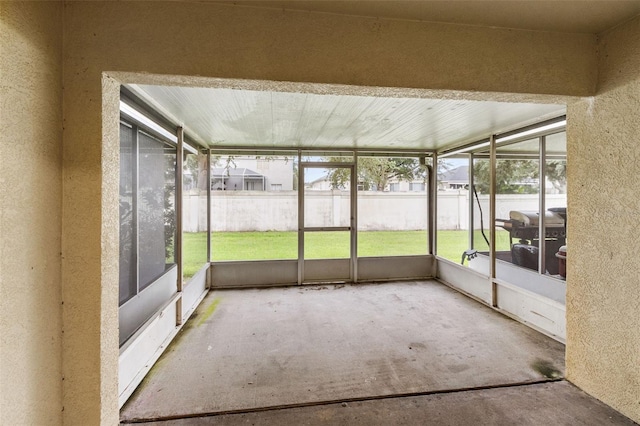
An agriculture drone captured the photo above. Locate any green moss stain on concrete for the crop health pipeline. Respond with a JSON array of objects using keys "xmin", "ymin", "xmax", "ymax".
[
  {"xmin": 197, "ymin": 298, "xmax": 221, "ymax": 326},
  {"xmin": 531, "ymin": 358, "xmax": 563, "ymax": 379},
  {"xmin": 122, "ymin": 296, "xmax": 223, "ymax": 404}
]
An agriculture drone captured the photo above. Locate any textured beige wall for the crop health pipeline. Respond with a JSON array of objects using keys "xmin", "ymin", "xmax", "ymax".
[
  {"xmin": 64, "ymin": 1, "xmax": 597, "ymax": 96},
  {"xmin": 0, "ymin": 2, "xmax": 64, "ymax": 425},
  {"xmin": 60, "ymin": 1, "xmax": 598, "ymax": 423},
  {"xmin": 566, "ymin": 16, "xmax": 640, "ymax": 423}
]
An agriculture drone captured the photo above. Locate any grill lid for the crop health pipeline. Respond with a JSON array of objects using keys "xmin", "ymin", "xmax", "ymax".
[{"xmin": 509, "ymin": 210, "xmax": 564, "ymax": 226}]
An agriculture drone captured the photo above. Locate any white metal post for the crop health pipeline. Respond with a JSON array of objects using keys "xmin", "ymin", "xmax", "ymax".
[
  {"xmin": 350, "ymin": 154, "xmax": 357, "ymax": 283},
  {"xmin": 430, "ymin": 152, "xmax": 438, "ymax": 256},
  {"xmin": 538, "ymin": 136, "xmax": 547, "ymax": 274},
  {"xmin": 176, "ymin": 127, "xmax": 184, "ymax": 324},
  {"xmin": 469, "ymin": 153, "xmax": 474, "ymax": 251},
  {"xmin": 297, "ymin": 150, "xmax": 304, "ymax": 285},
  {"xmin": 489, "ymin": 134, "xmax": 497, "ymax": 307}
]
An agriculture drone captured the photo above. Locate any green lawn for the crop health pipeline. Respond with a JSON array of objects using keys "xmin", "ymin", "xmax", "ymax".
[
  {"xmin": 435, "ymin": 230, "xmax": 511, "ymax": 263},
  {"xmin": 183, "ymin": 229, "xmax": 511, "ymax": 276},
  {"xmin": 182, "ymin": 232, "xmax": 209, "ymax": 278}
]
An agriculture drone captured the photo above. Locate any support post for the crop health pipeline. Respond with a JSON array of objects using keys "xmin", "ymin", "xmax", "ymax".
[
  {"xmin": 207, "ymin": 149, "xmax": 212, "ymax": 264},
  {"xmin": 206, "ymin": 149, "xmax": 212, "ymax": 288},
  {"xmin": 132, "ymin": 125, "xmax": 140, "ymax": 295},
  {"xmin": 350, "ymin": 153, "xmax": 358, "ymax": 283},
  {"xmin": 489, "ymin": 134, "xmax": 497, "ymax": 307},
  {"xmin": 468, "ymin": 153, "xmax": 474, "ymax": 250},
  {"xmin": 429, "ymin": 152, "xmax": 438, "ymax": 256},
  {"xmin": 297, "ymin": 150, "xmax": 304, "ymax": 285},
  {"xmin": 538, "ymin": 136, "xmax": 547, "ymax": 274},
  {"xmin": 176, "ymin": 127, "xmax": 184, "ymax": 324}
]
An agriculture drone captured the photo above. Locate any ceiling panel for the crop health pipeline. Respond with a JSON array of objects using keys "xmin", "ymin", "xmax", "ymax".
[{"xmin": 128, "ymin": 84, "xmax": 565, "ymax": 152}]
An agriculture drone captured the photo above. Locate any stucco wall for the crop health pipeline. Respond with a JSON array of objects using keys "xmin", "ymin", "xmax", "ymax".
[
  {"xmin": 59, "ymin": 2, "xmax": 599, "ymax": 423},
  {"xmin": 0, "ymin": 2, "xmax": 63, "ymax": 425},
  {"xmin": 65, "ymin": 2, "xmax": 597, "ymax": 96},
  {"xmin": 566, "ymin": 16, "xmax": 640, "ymax": 423}
]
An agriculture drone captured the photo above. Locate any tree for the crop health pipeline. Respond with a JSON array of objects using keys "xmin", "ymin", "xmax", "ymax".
[
  {"xmin": 184, "ymin": 151, "xmax": 210, "ymax": 191},
  {"xmin": 472, "ymin": 159, "xmax": 566, "ymax": 194},
  {"xmin": 326, "ymin": 157, "xmax": 431, "ymax": 191},
  {"xmin": 292, "ymin": 160, "xmax": 299, "ymax": 191},
  {"xmin": 545, "ymin": 160, "xmax": 567, "ymax": 193}
]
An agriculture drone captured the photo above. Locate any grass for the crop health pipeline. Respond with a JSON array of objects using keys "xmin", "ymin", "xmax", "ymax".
[
  {"xmin": 435, "ymin": 230, "xmax": 511, "ymax": 263},
  {"xmin": 182, "ymin": 232, "xmax": 209, "ymax": 278},
  {"xmin": 183, "ymin": 229, "xmax": 512, "ymax": 276}
]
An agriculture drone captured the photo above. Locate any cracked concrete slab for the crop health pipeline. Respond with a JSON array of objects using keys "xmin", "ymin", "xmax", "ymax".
[
  {"xmin": 121, "ymin": 281, "xmax": 565, "ymax": 422},
  {"xmin": 134, "ymin": 381, "xmax": 636, "ymax": 426}
]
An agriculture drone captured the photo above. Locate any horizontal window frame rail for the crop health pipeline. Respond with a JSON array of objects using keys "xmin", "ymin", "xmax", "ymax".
[
  {"xmin": 209, "ymin": 147, "xmax": 435, "ymax": 156},
  {"xmin": 303, "ymin": 226, "xmax": 351, "ymax": 232},
  {"xmin": 120, "ymin": 101, "xmax": 178, "ymax": 145},
  {"xmin": 301, "ymin": 161, "xmax": 355, "ymax": 168},
  {"xmin": 438, "ymin": 115, "xmax": 566, "ymax": 157}
]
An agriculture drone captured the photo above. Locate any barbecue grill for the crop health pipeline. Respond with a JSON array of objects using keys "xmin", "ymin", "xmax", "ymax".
[
  {"xmin": 496, "ymin": 209, "xmax": 566, "ymax": 245},
  {"xmin": 495, "ymin": 208, "xmax": 566, "ymax": 274}
]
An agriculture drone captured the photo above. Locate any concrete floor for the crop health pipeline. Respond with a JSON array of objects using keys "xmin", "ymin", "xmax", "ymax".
[
  {"xmin": 136, "ymin": 381, "xmax": 635, "ymax": 425},
  {"xmin": 120, "ymin": 280, "xmax": 634, "ymax": 425}
]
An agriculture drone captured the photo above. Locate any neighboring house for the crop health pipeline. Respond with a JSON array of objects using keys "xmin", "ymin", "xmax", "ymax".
[
  {"xmin": 438, "ymin": 165, "xmax": 564, "ymax": 193},
  {"xmin": 212, "ymin": 156, "xmax": 295, "ymax": 191},
  {"xmin": 439, "ymin": 165, "xmax": 469, "ymax": 190},
  {"xmin": 307, "ymin": 175, "xmax": 333, "ymax": 190},
  {"xmin": 390, "ymin": 179, "xmax": 427, "ymax": 192},
  {"xmin": 211, "ymin": 167, "xmax": 265, "ymax": 191}
]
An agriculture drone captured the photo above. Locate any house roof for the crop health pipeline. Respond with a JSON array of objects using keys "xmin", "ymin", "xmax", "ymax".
[
  {"xmin": 440, "ymin": 165, "xmax": 469, "ymax": 183},
  {"xmin": 211, "ymin": 167, "xmax": 263, "ymax": 178}
]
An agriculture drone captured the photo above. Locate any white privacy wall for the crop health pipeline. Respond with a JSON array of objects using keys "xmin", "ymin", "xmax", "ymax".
[{"xmin": 183, "ymin": 190, "xmax": 566, "ymax": 232}]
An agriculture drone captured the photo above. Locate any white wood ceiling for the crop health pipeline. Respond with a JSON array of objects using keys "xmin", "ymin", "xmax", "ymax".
[{"xmin": 128, "ymin": 84, "xmax": 565, "ymax": 151}]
